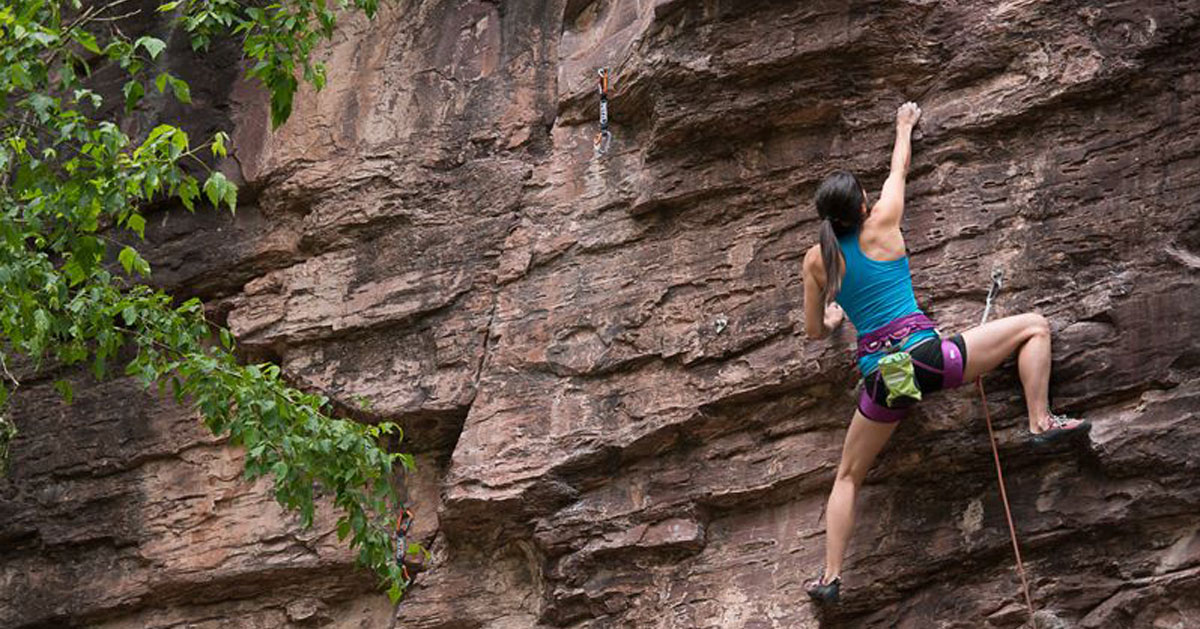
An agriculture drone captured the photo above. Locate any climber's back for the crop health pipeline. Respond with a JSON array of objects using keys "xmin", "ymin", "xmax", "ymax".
[
  {"xmin": 834, "ymin": 229, "xmax": 918, "ymax": 333},
  {"xmin": 834, "ymin": 228, "xmax": 934, "ymax": 373}
]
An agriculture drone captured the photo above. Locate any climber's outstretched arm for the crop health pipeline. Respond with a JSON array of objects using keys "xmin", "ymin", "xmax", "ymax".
[{"xmin": 871, "ymin": 102, "xmax": 921, "ymax": 228}]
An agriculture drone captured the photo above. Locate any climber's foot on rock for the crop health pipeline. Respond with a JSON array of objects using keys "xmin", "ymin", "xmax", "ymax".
[
  {"xmin": 805, "ymin": 573, "xmax": 841, "ymax": 605},
  {"xmin": 1031, "ymin": 413, "xmax": 1090, "ymax": 446}
]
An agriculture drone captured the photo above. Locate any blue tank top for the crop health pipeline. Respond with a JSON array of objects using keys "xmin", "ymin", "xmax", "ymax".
[{"xmin": 834, "ymin": 230, "xmax": 936, "ymax": 375}]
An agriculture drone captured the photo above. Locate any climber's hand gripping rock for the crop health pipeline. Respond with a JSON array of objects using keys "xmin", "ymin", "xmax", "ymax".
[
  {"xmin": 823, "ymin": 302, "xmax": 845, "ymax": 332},
  {"xmin": 896, "ymin": 101, "xmax": 921, "ymax": 128}
]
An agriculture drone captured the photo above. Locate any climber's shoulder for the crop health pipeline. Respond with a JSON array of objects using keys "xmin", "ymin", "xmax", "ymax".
[
  {"xmin": 803, "ymin": 245, "xmax": 825, "ymax": 284},
  {"xmin": 803, "ymin": 245, "xmax": 821, "ymax": 269}
]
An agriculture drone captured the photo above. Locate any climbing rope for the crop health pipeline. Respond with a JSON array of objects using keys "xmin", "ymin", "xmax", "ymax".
[
  {"xmin": 976, "ymin": 268, "xmax": 1037, "ymax": 623},
  {"xmin": 593, "ymin": 68, "xmax": 612, "ymax": 156}
]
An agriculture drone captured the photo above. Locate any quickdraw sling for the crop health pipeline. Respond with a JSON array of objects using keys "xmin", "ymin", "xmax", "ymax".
[
  {"xmin": 394, "ymin": 507, "xmax": 415, "ymax": 588},
  {"xmin": 594, "ymin": 68, "xmax": 611, "ymax": 156}
]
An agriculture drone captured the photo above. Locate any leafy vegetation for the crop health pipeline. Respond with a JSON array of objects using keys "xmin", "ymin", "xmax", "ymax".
[{"xmin": 0, "ymin": 0, "xmax": 415, "ymax": 602}]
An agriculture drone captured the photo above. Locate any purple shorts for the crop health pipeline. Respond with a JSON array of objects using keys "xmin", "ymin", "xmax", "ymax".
[{"xmin": 857, "ymin": 334, "xmax": 969, "ymax": 423}]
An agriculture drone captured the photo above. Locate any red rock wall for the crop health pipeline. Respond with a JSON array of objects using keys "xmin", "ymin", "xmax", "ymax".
[{"xmin": 4, "ymin": 1, "xmax": 1200, "ymax": 627}]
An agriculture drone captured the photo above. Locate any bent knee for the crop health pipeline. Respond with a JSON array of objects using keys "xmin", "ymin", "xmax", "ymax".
[{"xmin": 1022, "ymin": 313, "xmax": 1050, "ymax": 338}]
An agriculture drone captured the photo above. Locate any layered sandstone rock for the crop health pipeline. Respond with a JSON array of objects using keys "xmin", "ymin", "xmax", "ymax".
[{"xmin": 3, "ymin": 1, "xmax": 1200, "ymax": 628}]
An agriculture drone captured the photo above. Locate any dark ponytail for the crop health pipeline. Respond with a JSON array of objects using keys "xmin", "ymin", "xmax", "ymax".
[
  {"xmin": 818, "ymin": 219, "xmax": 843, "ymax": 305},
  {"xmin": 814, "ymin": 170, "xmax": 866, "ymax": 304}
]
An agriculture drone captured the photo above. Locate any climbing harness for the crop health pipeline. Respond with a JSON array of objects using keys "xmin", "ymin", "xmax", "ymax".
[
  {"xmin": 856, "ymin": 312, "xmax": 936, "ymax": 357},
  {"xmin": 593, "ymin": 68, "xmax": 612, "ymax": 156},
  {"xmin": 976, "ymin": 268, "xmax": 1037, "ymax": 623},
  {"xmin": 393, "ymin": 507, "xmax": 415, "ymax": 588},
  {"xmin": 859, "ymin": 313, "xmax": 938, "ymax": 406}
]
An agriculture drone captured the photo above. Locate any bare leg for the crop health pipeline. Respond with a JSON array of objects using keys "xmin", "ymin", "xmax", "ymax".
[
  {"xmin": 821, "ymin": 410, "xmax": 899, "ymax": 582},
  {"xmin": 960, "ymin": 313, "xmax": 1052, "ymax": 432}
]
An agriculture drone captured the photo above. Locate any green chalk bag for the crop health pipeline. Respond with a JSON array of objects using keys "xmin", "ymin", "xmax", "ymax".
[{"xmin": 878, "ymin": 349, "xmax": 922, "ymax": 406}]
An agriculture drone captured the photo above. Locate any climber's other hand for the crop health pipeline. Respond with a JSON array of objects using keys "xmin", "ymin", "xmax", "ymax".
[{"xmin": 824, "ymin": 302, "xmax": 845, "ymax": 331}]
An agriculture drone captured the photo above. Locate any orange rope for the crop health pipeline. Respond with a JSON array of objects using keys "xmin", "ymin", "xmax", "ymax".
[{"xmin": 977, "ymin": 376, "xmax": 1036, "ymax": 622}]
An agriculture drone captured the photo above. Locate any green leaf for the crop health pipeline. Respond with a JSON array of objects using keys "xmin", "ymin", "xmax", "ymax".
[
  {"xmin": 201, "ymin": 171, "xmax": 237, "ymax": 212},
  {"xmin": 28, "ymin": 93, "xmax": 54, "ymax": 119},
  {"xmin": 93, "ymin": 354, "xmax": 107, "ymax": 380},
  {"xmin": 74, "ymin": 30, "xmax": 101, "ymax": 54},
  {"xmin": 211, "ymin": 131, "xmax": 228, "ymax": 158},
  {"xmin": 135, "ymin": 36, "xmax": 167, "ymax": 60},
  {"xmin": 116, "ymin": 247, "xmax": 150, "ymax": 277},
  {"xmin": 118, "ymin": 246, "xmax": 137, "ymax": 274},
  {"xmin": 223, "ymin": 181, "xmax": 238, "ymax": 212},
  {"xmin": 269, "ymin": 74, "xmax": 298, "ymax": 129},
  {"xmin": 29, "ymin": 31, "xmax": 58, "ymax": 47},
  {"xmin": 157, "ymin": 1, "xmax": 181, "ymax": 12},
  {"xmin": 123, "ymin": 80, "xmax": 144, "ymax": 111},
  {"xmin": 179, "ymin": 177, "xmax": 199, "ymax": 211},
  {"xmin": 171, "ymin": 128, "xmax": 189, "ymax": 155},
  {"xmin": 54, "ymin": 380, "xmax": 74, "ymax": 404},
  {"xmin": 63, "ymin": 259, "xmax": 86, "ymax": 285},
  {"xmin": 202, "ymin": 171, "xmax": 227, "ymax": 207},
  {"xmin": 146, "ymin": 123, "xmax": 174, "ymax": 144},
  {"xmin": 155, "ymin": 72, "xmax": 170, "ymax": 93},
  {"xmin": 127, "ymin": 214, "xmax": 146, "ymax": 239},
  {"xmin": 169, "ymin": 76, "xmax": 191, "ymax": 104}
]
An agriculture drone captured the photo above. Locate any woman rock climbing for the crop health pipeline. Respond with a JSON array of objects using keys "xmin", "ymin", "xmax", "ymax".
[{"xmin": 801, "ymin": 102, "xmax": 1090, "ymax": 604}]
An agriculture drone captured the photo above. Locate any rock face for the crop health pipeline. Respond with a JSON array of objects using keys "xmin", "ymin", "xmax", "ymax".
[{"xmin": 4, "ymin": 1, "xmax": 1200, "ymax": 627}]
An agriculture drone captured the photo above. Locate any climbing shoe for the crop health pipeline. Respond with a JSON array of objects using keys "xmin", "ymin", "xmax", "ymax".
[
  {"xmin": 1032, "ymin": 413, "xmax": 1091, "ymax": 446},
  {"xmin": 805, "ymin": 574, "xmax": 841, "ymax": 604}
]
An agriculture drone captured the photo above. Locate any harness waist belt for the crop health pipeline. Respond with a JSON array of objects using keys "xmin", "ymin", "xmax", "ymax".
[{"xmin": 856, "ymin": 312, "xmax": 937, "ymax": 359}]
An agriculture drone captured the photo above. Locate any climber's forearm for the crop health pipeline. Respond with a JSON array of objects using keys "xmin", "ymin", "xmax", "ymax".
[
  {"xmin": 889, "ymin": 124, "xmax": 913, "ymax": 178},
  {"xmin": 875, "ymin": 103, "xmax": 922, "ymax": 227}
]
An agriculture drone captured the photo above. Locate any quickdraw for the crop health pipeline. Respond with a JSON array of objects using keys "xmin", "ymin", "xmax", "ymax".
[
  {"xmin": 981, "ymin": 267, "xmax": 1004, "ymax": 325},
  {"xmin": 593, "ymin": 68, "xmax": 612, "ymax": 156},
  {"xmin": 393, "ymin": 507, "xmax": 415, "ymax": 588}
]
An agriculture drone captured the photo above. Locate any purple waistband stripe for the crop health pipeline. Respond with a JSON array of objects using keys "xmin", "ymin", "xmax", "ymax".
[{"xmin": 856, "ymin": 313, "xmax": 937, "ymax": 359}]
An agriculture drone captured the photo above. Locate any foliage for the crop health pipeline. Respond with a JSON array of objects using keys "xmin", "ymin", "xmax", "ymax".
[
  {"xmin": 0, "ymin": 0, "xmax": 415, "ymax": 602},
  {"xmin": 176, "ymin": 0, "xmax": 379, "ymax": 127}
]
